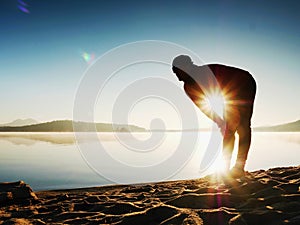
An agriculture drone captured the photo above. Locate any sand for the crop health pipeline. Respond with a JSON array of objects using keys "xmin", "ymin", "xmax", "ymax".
[{"xmin": 0, "ymin": 166, "xmax": 299, "ymax": 225}]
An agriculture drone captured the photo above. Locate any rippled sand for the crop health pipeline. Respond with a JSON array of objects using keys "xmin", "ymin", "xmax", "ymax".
[{"xmin": 0, "ymin": 166, "xmax": 299, "ymax": 225}]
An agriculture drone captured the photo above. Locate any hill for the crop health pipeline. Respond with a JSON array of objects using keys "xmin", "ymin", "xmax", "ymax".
[
  {"xmin": 0, "ymin": 118, "xmax": 38, "ymax": 127},
  {"xmin": 254, "ymin": 119, "xmax": 300, "ymax": 132},
  {"xmin": 0, "ymin": 120, "xmax": 146, "ymax": 132}
]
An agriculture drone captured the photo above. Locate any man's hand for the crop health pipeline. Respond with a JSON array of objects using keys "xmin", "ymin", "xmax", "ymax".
[{"xmin": 216, "ymin": 119, "xmax": 226, "ymax": 136}]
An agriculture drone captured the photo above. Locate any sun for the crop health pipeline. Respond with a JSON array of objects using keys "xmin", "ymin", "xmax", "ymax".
[{"xmin": 202, "ymin": 92, "xmax": 227, "ymax": 117}]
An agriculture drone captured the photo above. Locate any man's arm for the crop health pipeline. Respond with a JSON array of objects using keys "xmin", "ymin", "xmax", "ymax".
[
  {"xmin": 195, "ymin": 98, "xmax": 224, "ymax": 127},
  {"xmin": 184, "ymin": 84, "xmax": 225, "ymax": 129},
  {"xmin": 193, "ymin": 96, "xmax": 226, "ymax": 135}
]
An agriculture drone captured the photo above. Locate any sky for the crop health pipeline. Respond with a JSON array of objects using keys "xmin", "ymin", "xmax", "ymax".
[{"xmin": 0, "ymin": 0, "xmax": 299, "ymax": 129}]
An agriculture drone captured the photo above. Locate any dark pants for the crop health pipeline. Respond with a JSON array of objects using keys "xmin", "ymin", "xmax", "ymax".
[{"xmin": 223, "ymin": 102, "xmax": 254, "ymax": 171}]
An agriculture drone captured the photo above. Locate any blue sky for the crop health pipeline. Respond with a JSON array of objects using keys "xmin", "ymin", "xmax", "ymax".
[{"xmin": 0, "ymin": 0, "xmax": 299, "ymax": 128}]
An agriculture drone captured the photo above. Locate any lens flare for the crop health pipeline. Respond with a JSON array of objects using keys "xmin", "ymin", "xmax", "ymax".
[
  {"xmin": 17, "ymin": 0, "xmax": 30, "ymax": 13},
  {"xmin": 18, "ymin": 0, "xmax": 27, "ymax": 6},
  {"xmin": 82, "ymin": 52, "xmax": 95, "ymax": 65}
]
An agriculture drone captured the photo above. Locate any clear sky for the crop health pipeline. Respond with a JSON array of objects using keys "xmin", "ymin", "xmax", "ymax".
[{"xmin": 0, "ymin": 0, "xmax": 299, "ymax": 128}]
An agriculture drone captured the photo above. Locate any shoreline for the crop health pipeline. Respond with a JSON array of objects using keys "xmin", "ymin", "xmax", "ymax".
[{"xmin": 1, "ymin": 165, "xmax": 299, "ymax": 225}]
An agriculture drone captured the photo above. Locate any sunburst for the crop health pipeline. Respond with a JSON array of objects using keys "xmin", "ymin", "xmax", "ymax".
[{"xmin": 200, "ymin": 89, "xmax": 227, "ymax": 118}]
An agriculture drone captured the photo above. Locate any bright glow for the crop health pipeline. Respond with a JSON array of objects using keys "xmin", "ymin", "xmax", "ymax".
[
  {"xmin": 213, "ymin": 157, "xmax": 227, "ymax": 173},
  {"xmin": 202, "ymin": 92, "xmax": 226, "ymax": 117}
]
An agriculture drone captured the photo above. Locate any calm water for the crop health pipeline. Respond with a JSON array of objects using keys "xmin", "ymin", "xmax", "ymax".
[{"xmin": 0, "ymin": 132, "xmax": 299, "ymax": 191}]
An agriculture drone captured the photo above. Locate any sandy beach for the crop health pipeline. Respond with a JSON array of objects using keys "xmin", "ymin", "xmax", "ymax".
[{"xmin": 0, "ymin": 166, "xmax": 299, "ymax": 225}]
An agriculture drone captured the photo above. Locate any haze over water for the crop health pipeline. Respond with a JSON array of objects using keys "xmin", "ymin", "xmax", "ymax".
[{"xmin": 0, "ymin": 132, "xmax": 299, "ymax": 191}]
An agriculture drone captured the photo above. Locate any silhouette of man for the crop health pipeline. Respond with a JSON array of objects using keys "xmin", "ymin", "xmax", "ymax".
[{"xmin": 172, "ymin": 55, "xmax": 256, "ymax": 177}]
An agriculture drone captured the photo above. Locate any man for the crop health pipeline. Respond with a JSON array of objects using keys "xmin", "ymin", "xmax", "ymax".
[{"xmin": 172, "ymin": 55, "xmax": 256, "ymax": 177}]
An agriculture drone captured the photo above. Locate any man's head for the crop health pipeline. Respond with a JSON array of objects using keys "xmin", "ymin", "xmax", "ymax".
[{"xmin": 172, "ymin": 55, "xmax": 193, "ymax": 82}]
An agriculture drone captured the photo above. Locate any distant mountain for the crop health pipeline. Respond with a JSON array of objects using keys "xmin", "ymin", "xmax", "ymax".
[
  {"xmin": 0, "ymin": 120, "xmax": 146, "ymax": 132},
  {"xmin": 0, "ymin": 118, "xmax": 38, "ymax": 127},
  {"xmin": 1, "ymin": 119, "xmax": 298, "ymax": 132},
  {"xmin": 254, "ymin": 120, "xmax": 300, "ymax": 132}
]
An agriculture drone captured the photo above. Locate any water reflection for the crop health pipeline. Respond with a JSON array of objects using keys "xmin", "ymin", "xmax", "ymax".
[
  {"xmin": 1, "ymin": 132, "xmax": 300, "ymax": 146},
  {"xmin": 0, "ymin": 133, "xmax": 75, "ymax": 145},
  {"xmin": 0, "ymin": 132, "xmax": 299, "ymax": 191},
  {"xmin": 0, "ymin": 132, "xmax": 127, "ymax": 146}
]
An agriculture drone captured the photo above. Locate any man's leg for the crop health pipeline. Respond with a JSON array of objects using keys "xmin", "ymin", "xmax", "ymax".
[
  {"xmin": 223, "ymin": 129, "xmax": 236, "ymax": 171},
  {"xmin": 234, "ymin": 104, "xmax": 254, "ymax": 172},
  {"xmin": 235, "ymin": 122, "xmax": 251, "ymax": 170},
  {"xmin": 223, "ymin": 106, "xmax": 239, "ymax": 171}
]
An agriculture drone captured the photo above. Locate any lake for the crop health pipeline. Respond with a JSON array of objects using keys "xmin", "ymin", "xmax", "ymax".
[{"xmin": 0, "ymin": 132, "xmax": 299, "ymax": 191}]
